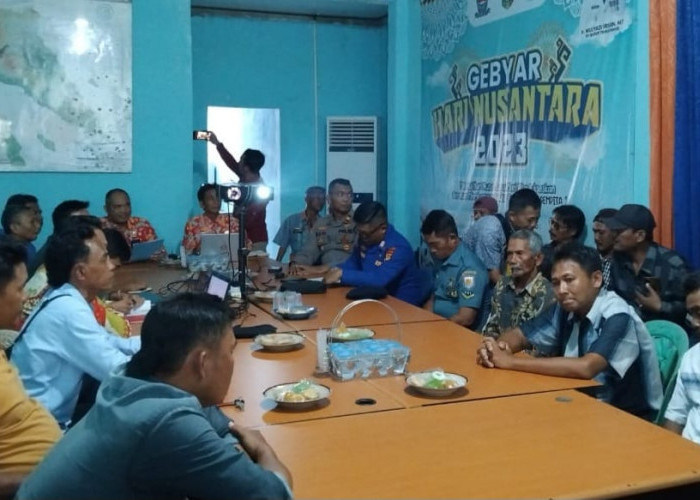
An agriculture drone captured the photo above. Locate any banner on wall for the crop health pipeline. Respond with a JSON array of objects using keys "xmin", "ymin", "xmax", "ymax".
[{"xmin": 421, "ymin": 0, "xmax": 636, "ymax": 241}]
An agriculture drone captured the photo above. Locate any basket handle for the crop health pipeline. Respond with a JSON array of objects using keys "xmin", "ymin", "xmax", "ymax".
[{"xmin": 328, "ymin": 299, "xmax": 403, "ymax": 344}]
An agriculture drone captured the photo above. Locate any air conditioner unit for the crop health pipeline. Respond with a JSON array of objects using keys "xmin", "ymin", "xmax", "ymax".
[{"xmin": 326, "ymin": 116, "xmax": 377, "ymax": 205}]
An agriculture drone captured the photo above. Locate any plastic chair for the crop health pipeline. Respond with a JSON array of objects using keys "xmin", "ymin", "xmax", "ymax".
[{"xmin": 645, "ymin": 320, "xmax": 689, "ymax": 424}]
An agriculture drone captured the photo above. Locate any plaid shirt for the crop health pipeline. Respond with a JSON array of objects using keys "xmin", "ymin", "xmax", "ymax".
[
  {"xmin": 482, "ymin": 272, "xmax": 555, "ymax": 338},
  {"xmin": 610, "ymin": 243, "xmax": 689, "ymax": 326}
]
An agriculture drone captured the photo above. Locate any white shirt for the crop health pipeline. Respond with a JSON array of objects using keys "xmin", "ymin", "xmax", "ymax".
[
  {"xmin": 665, "ymin": 343, "xmax": 700, "ymax": 444},
  {"xmin": 12, "ymin": 283, "xmax": 140, "ymax": 426}
]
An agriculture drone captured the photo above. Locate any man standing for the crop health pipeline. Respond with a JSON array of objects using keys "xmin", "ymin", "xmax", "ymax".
[
  {"xmin": 273, "ymin": 186, "xmax": 325, "ymax": 262},
  {"xmin": 606, "ymin": 204, "xmax": 689, "ymax": 327},
  {"xmin": 12, "ymin": 217, "xmax": 141, "ymax": 428},
  {"xmin": 182, "ymin": 184, "xmax": 240, "ymax": 254},
  {"xmin": 472, "ymin": 196, "xmax": 498, "ymax": 221},
  {"xmin": 420, "ymin": 210, "xmax": 488, "ymax": 328},
  {"xmin": 540, "ymin": 204, "xmax": 586, "ymax": 280},
  {"xmin": 293, "ymin": 179, "xmax": 356, "ymax": 268},
  {"xmin": 463, "ymin": 188, "xmax": 542, "ymax": 285},
  {"xmin": 477, "ymin": 243, "xmax": 662, "ymax": 417},
  {"xmin": 207, "ymin": 132, "xmax": 268, "ymax": 252},
  {"xmin": 0, "ymin": 239, "xmax": 60, "ymax": 499},
  {"xmin": 323, "ymin": 202, "xmax": 429, "ymax": 306},
  {"xmin": 101, "ymin": 188, "xmax": 158, "ymax": 245},
  {"xmin": 482, "ymin": 230, "xmax": 555, "ymax": 338},
  {"xmin": 592, "ymin": 208, "xmax": 618, "ymax": 290}
]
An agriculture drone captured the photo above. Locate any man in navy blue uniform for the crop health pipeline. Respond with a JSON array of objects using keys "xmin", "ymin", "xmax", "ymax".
[{"xmin": 323, "ymin": 202, "xmax": 429, "ymax": 306}]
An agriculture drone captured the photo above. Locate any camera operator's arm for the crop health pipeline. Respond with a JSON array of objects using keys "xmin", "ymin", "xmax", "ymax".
[{"xmin": 208, "ymin": 132, "xmax": 241, "ymax": 177}]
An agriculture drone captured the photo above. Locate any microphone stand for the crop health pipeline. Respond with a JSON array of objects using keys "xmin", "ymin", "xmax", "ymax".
[{"xmin": 236, "ymin": 203, "xmax": 249, "ymax": 306}]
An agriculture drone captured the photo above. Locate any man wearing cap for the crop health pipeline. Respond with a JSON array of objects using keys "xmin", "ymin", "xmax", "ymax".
[{"xmin": 607, "ymin": 204, "xmax": 689, "ymax": 326}]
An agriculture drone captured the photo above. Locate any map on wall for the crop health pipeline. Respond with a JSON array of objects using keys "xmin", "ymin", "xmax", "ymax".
[{"xmin": 0, "ymin": 0, "xmax": 132, "ymax": 172}]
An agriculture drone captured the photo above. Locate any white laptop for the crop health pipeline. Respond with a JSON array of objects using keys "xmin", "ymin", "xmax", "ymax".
[{"xmin": 199, "ymin": 233, "xmax": 240, "ymax": 263}]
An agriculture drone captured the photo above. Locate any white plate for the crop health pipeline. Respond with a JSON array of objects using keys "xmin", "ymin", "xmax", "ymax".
[
  {"xmin": 254, "ymin": 333, "xmax": 305, "ymax": 352},
  {"xmin": 263, "ymin": 381, "xmax": 331, "ymax": 410},
  {"xmin": 274, "ymin": 305, "xmax": 318, "ymax": 320},
  {"xmin": 329, "ymin": 327, "xmax": 375, "ymax": 341},
  {"xmin": 251, "ymin": 291, "xmax": 276, "ymax": 303},
  {"xmin": 406, "ymin": 371, "xmax": 468, "ymax": 397}
]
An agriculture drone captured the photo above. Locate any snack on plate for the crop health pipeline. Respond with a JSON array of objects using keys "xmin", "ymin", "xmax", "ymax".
[
  {"xmin": 423, "ymin": 371, "xmax": 459, "ymax": 390},
  {"xmin": 278, "ymin": 379, "xmax": 320, "ymax": 402}
]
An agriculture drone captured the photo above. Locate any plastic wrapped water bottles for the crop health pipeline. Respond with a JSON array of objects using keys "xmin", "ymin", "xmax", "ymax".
[{"xmin": 329, "ymin": 339, "xmax": 410, "ymax": 380}]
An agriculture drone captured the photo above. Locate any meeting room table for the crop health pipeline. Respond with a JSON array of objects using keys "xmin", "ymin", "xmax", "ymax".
[{"xmin": 122, "ymin": 261, "xmax": 700, "ymax": 498}]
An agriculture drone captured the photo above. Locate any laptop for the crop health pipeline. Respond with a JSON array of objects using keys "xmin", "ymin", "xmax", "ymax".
[
  {"xmin": 206, "ymin": 271, "xmax": 231, "ymax": 300},
  {"xmin": 199, "ymin": 233, "xmax": 240, "ymax": 264},
  {"xmin": 129, "ymin": 239, "xmax": 164, "ymax": 262}
]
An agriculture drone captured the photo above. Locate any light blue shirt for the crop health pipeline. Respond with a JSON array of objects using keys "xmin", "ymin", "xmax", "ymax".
[{"xmin": 12, "ymin": 283, "xmax": 140, "ymax": 426}]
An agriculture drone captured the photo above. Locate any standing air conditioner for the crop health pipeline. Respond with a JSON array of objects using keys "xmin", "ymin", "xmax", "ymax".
[{"xmin": 326, "ymin": 116, "xmax": 377, "ymax": 205}]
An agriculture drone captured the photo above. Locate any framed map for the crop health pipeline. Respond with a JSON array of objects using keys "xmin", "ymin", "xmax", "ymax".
[{"xmin": 0, "ymin": 0, "xmax": 132, "ymax": 172}]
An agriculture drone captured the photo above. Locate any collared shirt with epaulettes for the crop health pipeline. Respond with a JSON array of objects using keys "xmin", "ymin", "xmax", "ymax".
[
  {"xmin": 520, "ymin": 290, "xmax": 663, "ymax": 416},
  {"xmin": 293, "ymin": 212, "xmax": 356, "ymax": 266},
  {"xmin": 273, "ymin": 210, "xmax": 318, "ymax": 256},
  {"xmin": 482, "ymin": 272, "xmax": 555, "ymax": 338},
  {"xmin": 339, "ymin": 225, "xmax": 429, "ymax": 306},
  {"xmin": 431, "ymin": 241, "xmax": 489, "ymax": 322},
  {"xmin": 610, "ymin": 243, "xmax": 689, "ymax": 326}
]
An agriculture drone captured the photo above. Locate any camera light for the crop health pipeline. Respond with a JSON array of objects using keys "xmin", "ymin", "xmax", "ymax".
[{"xmin": 256, "ymin": 185, "xmax": 272, "ymax": 201}]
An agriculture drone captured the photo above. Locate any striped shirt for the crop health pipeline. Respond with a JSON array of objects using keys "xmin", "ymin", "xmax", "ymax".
[{"xmin": 665, "ymin": 344, "xmax": 700, "ymax": 444}]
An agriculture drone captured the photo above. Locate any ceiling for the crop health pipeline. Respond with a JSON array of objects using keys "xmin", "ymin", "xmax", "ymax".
[{"xmin": 191, "ymin": 0, "xmax": 389, "ymax": 19}]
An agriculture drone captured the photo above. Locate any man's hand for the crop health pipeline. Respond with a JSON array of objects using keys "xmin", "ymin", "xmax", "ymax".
[
  {"xmin": 228, "ymin": 423, "xmax": 272, "ymax": 463},
  {"xmin": 636, "ymin": 283, "xmax": 662, "ymax": 312},
  {"xmin": 323, "ymin": 267, "xmax": 343, "ymax": 284},
  {"xmin": 289, "ymin": 264, "xmax": 328, "ymax": 277},
  {"xmin": 476, "ymin": 338, "xmax": 511, "ymax": 368},
  {"xmin": 207, "ymin": 131, "xmax": 221, "ymax": 146}
]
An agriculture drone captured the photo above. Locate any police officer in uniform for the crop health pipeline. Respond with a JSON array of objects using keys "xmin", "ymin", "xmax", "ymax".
[
  {"xmin": 293, "ymin": 178, "xmax": 356, "ymax": 269},
  {"xmin": 323, "ymin": 202, "xmax": 430, "ymax": 306},
  {"xmin": 420, "ymin": 209, "xmax": 489, "ymax": 328}
]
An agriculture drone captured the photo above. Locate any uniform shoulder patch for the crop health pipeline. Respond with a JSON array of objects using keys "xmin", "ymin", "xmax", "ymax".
[
  {"xmin": 385, "ymin": 247, "xmax": 396, "ymax": 261},
  {"xmin": 461, "ymin": 270, "xmax": 477, "ymax": 289}
]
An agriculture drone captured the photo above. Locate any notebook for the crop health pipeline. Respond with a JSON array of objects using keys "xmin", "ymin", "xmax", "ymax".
[
  {"xmin": 199, "ymin": 233, "xmax": 240, "ymax": 263},
  {"xmin": 130, "ymin": 239, "xmax": 164, "ymax": 262}
]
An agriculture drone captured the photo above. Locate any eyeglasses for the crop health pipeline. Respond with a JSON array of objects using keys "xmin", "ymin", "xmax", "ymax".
[
  {"xmin": 686, "ymin": 308, "xmax": 700, "ymax": 326},
  {"xmin": 358, "ymin": 224, "xmax": 383, "ymax": 240}
]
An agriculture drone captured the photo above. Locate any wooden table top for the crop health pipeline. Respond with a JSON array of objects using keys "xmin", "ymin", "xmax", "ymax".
[
  {"xmin": 350, "ymin": 321, "xmax": 599, "ymax": 407},
  {"xmin": 219, "ymin": 338, "xmax": 404, "ymax": 428},
  {"xmin": 251, "ymin": 286, "xmax": 445, "ymax": 330},
  {"xmin": 261, "ymin": 390, "xmax": 700, "ymax": 498}
]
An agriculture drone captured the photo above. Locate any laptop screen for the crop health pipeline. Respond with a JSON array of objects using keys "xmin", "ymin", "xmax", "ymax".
[{"xmin": 207, "ymin": 273, "xmax": 229, "ymax": 299}]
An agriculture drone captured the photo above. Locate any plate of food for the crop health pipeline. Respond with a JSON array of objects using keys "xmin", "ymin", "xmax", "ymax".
[
  {"xmin": 251, "ymin": 290, "xmax": 276, "ymax": 303},
  {"xmin": 406, "ymin": 370, "xmax": 467, "ymax": 397},
  {"xmin": 263, "ymin": 380, "xmax": 331, "ymax": 410},
  {"xmin": 274, "ymin": 305, "xmax": 317, "ymax": 320},
  {"xmin": 254, "ymin": 333, "xmax": 305, "ymax": 352},
  {"xmin": 329, "ymin": 324, "xmax": 375, "ymax": 341}
]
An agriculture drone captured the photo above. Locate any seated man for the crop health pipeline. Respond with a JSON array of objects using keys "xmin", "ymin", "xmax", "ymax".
[
  {"xmin": 540, "ymin": 204, "xmax": 586, "ymax": 280},
  {"xmin": 182, "ymin": 183, "xmax": 239, "ymax": 254},
  {"xmin": 464, "ymin": 188, "xmax": 542, "ymax": 285},
  {"xmin": 17, "ymin": 293, "xmax": 292, "ymax": 500},
  {"xmin": 420, "ymin": 209, "xmax": 488, "ymax": 328},
  {"xmin": 274, "ymin": 185, "xmax": 326, "ymax": 262},
  {"xmin": 663, "ymin": 272, "xmax": 700, "ymax": 443},
  {"xmin": 0, "ymin": 239, "xmax": 61, "ymax": 499},
  {"xmin": 29, "ymin": 199, "xmax": 90, "ymax": 276},
  {"xmin": 477, "ymin": 243, "xmax": 663, "ymax": 417},
  {"xmin": 11, "ymin": 217, "xmax": 141, "ymax": 428},
  {"xmin": 323, "ymin": 202, "xmax": 429, "ymax": 306},
  {"xmin": 471, "ymin": 196, "xmax": 498, "ymax": 221},
  {"xmin": 592, "ymin": 208, "xmax": 618, "ymax": 290},
  {"xmin": 607, "ymin": 204, "xmax": 689, "ymax": 327},
  {"xmin": 482, "ymin": 230, "xmax": 555, "ymax": 338},
  {"xmin": 294, "ymin": 178, "xmax": 356, "ymax": 269},
  {"xmin": 101, "ymin": 188, "xmax": 157, "ymax": 245},
  {"xmin": 1, "ymin": 203, "xmax": 41, "ymax": 264}
]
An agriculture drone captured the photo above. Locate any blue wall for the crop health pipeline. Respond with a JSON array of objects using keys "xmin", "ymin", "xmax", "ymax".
[
  {"xmin": 191, "ymin": 12, "xmax": 388, "ymax": 223},
  {"xmin": 0, "ymin": 0, "xmax": 193, "ymax": 252}
]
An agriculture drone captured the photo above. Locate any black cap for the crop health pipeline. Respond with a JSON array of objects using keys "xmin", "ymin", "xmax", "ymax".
[{"xmin": 602, "ymin": 204, "xmax": 656, "ymax": 232}]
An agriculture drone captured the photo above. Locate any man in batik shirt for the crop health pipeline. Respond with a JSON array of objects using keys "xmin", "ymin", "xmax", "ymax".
[
  {"xmin": 182, "ymin": 184, "xmax": 239, "ymax": 254},
  {"xmin": 482, "ymin": 230, "xmax": 555, "ymax": 338},
  {"xmin": 101, "ymin": 189, "xmax": 158, "ymax": 245}
]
